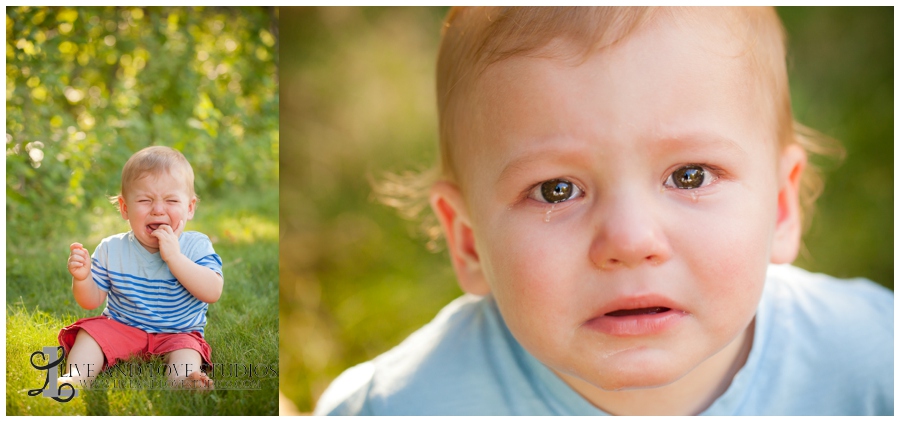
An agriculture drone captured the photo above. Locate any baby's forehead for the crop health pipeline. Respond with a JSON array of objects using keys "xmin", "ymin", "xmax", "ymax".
[
  {"xmin": 126, "ymin": 168, "xmax": 192, "ymax": 191},
  {"xmin": 469, "ymin": 12, "xmax": 775, "ymax": 120},
  {"xmin": 497, "ymin": 10, "xmax": 767, "ymax": 79}
]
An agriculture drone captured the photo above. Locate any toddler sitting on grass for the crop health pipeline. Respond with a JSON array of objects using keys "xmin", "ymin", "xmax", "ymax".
[{"xmin": 60, "ymin": 146, "xmax": 223, "ymax": 390}]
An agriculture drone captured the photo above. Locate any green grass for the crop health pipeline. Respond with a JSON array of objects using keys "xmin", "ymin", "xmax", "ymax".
[{"xmin": 6, "ymin": 188, "xmax": 278, "ymax": 415}]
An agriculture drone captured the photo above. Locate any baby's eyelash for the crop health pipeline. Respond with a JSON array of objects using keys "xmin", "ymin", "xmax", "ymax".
[
  {"xmin": 663, "ymin": 163, "xmax": 722, "ymax": 190},
  {"xmin": 526, "ymin": 179, "xmax": 585, "ymax": 204}
]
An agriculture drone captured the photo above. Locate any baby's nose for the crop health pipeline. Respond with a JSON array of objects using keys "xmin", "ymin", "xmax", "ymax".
[{"xmin": 588, "ymin": 193, "xmax": 672, "ymax": 270}]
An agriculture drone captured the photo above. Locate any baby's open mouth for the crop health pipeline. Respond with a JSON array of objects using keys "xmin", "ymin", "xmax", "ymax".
[
  {"xmin": 605, "ymin": 307, "xmax": 671, "ymax": 317},
  {"xmin": 147, "ymin": 223, "xmax": 164, "ymax": 232}
]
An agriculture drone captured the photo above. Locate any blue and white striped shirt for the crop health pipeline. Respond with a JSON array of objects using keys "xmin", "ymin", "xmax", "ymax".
[{"xmin": 90, "ymin": 231, "xmax": 223, "ymax": 336}]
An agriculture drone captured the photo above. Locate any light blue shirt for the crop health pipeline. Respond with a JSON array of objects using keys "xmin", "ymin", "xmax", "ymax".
[
  {"xmin": 315, "ymin": 265, "xmax": 893, "ymax": 415},
  {"xmin": 90, "ymin": 231, "xmax": 223, "ymax": 335}
]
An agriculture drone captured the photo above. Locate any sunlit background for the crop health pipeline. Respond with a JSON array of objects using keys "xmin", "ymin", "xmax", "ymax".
[
  {"xmin": 284, "ymin": 6, "xmax": 892, "ymax": 414},
  {"xmin": 7, "ymin": 7, "xmax": 279, "ymax": 415},
  {"xmin": 7, "ymin": 6, "xmax": 278, "ymax": 220}
]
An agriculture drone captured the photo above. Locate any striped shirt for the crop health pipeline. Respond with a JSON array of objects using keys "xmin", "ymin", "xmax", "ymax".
[{"xmin": 90, "ymin": 231, "xmax": 223, "ymax": 336}]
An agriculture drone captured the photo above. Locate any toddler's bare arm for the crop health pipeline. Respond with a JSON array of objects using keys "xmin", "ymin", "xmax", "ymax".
[
  {"xmin": 68, "ymin": 243, "xmax": 107, "ymax": 309},
  {"xmin": 166, "ymin": 254, "xmax": 223, "ymax": 303}
]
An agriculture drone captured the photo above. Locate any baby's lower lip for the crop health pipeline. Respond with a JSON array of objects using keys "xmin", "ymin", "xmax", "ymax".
[{"xmin": 585, "ymin": 307, "xmax": 686, "ymax": 336}]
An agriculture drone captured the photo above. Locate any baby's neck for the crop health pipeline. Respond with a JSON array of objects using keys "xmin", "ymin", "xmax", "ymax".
[{"xmin": 558, "ymin": 319, "xmax": 755, "ymax": 416}]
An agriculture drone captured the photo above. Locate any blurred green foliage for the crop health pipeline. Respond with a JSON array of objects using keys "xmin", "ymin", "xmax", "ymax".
[
  {"xmin": 279, "ymin": 7, "xmax": 450, "ymax": 413},
  {"xmin": 6, "ymin": 6, "xmax": 279, "ymax": 237},
  {"xmin": 279, "ymin": 6, "xmax": 891, "ymax": 413}
]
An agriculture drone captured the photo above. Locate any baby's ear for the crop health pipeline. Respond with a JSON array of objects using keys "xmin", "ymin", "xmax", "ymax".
[
  {"xmin": 117, "ymin": 196, "xmax": 128, "ymax": 220},
  {"xmin": 430, "ymin": 181, "xmax": 491, "ymax": 296},
  {"xmin": 770, "ymin": 144, "xmax": 806, "ymax": 264},
  {"xmin": 187, "ymin": 197, "xmax": 197, "ymax": 220}
]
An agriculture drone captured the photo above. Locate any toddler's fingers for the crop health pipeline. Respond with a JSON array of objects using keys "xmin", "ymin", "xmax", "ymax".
[
  {"xmin": 70, "ymin": 242, "xmax": 83, "ymax": 251},
  {"xmin": 150, "ymin": 228, "xmax": 170, "ymax": 240},
  {"xmin": 157, "ymin": 224, "xmax": 176, "ymax": 236}
]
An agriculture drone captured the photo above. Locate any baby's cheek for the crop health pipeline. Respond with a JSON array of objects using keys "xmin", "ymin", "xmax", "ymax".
[
  {"xmin": 484, "ymin": 224, "xmax": 575, "ymax": 332},
  {"xmin": 688, "ymin": 206, "xmax": 770, "ymax": 325},
  {"xmin": 489, "ymin": 225, "xmax": 548, "ymax": 288}
]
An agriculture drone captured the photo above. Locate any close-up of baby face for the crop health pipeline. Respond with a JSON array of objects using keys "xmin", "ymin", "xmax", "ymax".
[{"xmin": 446, "ymin": 13, "xmax": 805, "ymax": 393}]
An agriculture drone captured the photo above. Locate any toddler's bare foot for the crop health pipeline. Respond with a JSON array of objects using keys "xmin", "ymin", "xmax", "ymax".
[{"xmin": 182, "ymin": 371, "xmax": 214, "ymax": 391}]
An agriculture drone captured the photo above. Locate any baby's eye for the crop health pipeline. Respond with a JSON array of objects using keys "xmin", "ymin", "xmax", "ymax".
[
  {"xmin": 529, "ymin": 179, "xmax": 583, "ymax": 204},
  {"xmin": 665, "ymin": 165, "xmax": 715, "ymax": 189}
]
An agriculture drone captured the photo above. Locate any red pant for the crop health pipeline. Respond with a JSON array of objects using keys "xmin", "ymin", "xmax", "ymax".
[{"xmin": 59, "ymin": 315, "xmax": 211, "ymax": 370}]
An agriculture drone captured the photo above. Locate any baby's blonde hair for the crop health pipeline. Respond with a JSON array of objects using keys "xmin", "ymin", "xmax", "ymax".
[
  {"xmin": 377, "ymin": 7, "xmax": 842, "ymax": 247},
  {"xmin": 114, "ymin": 146, "xmax": 197, "ymax": 209}
]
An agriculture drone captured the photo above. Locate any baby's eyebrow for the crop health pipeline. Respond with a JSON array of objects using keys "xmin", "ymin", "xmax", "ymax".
[
  {"xmin": 654, "ymin": 132, "xmax": 748, "ymax": 157},
  {"xmin": 497, "ymin": 143, "xmax": 593, "ymax": 184}
]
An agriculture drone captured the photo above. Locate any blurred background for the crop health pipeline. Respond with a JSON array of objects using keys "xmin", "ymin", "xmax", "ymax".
[
  {"xmin": 7, "ymin": 7, "xmax": 279, "ymax": 415},
  {"xmin": 7, "ymin": 6, "xmax": 278, "ymax": 224},
  {"xmin": 279, "ymin": 7, "xmax": 892, "ymax": 413}
]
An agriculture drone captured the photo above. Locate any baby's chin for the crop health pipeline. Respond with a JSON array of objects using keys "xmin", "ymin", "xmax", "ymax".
[
  {"xmin": 589, "ymin": 367, "xmax": 688, "ymax": 392},
  {"xmin": 554, "ymin": 349, "xmax": 695, "ymax": 392}
]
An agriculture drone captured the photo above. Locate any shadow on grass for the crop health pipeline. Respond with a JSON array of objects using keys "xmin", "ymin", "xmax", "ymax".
[{"xmin": 84, "ymin": 389, "xmax": 110, "ymax": 416}]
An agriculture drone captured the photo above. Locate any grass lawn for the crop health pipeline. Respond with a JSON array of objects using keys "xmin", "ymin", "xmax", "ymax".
[{"xmin": 6, "ymin": 188, "xmax": 279, "ymax": 415}]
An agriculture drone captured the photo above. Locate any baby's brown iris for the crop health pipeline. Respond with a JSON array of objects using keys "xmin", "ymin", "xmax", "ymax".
[
  {"xmin": 672, "ymin": 165, "xmax": 705, "ymax": 189},
  {"xmin": 541, "ymin": 180, "xmax": 574, "ymax": 203}
]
